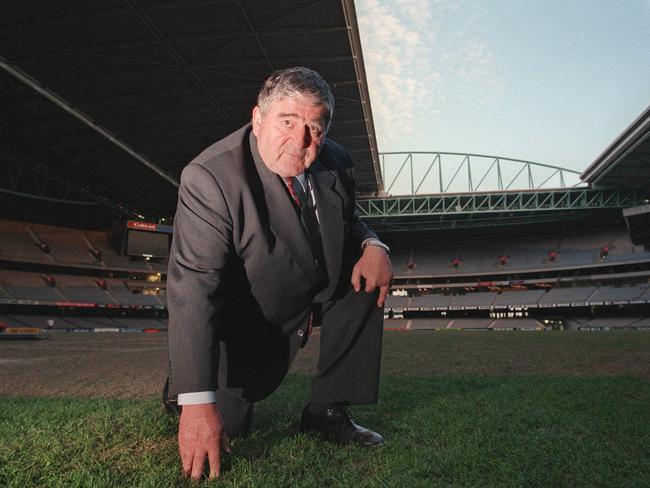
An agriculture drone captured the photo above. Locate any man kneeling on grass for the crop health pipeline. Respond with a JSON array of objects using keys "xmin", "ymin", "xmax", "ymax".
[{"xmin": 163, "ymin": 66, "xmax": 393, "ymax": 480}]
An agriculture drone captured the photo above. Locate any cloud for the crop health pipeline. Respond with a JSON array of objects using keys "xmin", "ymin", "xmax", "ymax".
[
  {"xmin": 356, "ymin": 0, "xmax": 504, "ymax": 151},
  {"xmin": 357, "ymin": 0, "xmax": 437, "ymax": 149}
]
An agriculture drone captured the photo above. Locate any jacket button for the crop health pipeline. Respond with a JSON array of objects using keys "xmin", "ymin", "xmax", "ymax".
[{"xmin": 297, "ymin": 329, "xmax": 304, "ymax": 337}]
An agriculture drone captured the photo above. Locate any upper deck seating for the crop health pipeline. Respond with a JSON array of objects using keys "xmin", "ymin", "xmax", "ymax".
[
  {"xmin": 390, "ymin": 223, "xmax": 650, "ymax": 277},
  {"xmin": 0, "ymin": 220, "xmax": 50, "ymax": 264},
  {"xmin": 30, "ymin": 226, "xmax": 98, "ymax": 265},
  {"xmin": 0, "ymin": 219, "xmax": 169, "ymax": 272}
]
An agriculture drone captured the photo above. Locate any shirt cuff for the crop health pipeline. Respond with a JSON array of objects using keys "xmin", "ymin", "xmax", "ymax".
[{"xmin": 177, "ymin": 391, "xmax": 216, "ymax": 405}]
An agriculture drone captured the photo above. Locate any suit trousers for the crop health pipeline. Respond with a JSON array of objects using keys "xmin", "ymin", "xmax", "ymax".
[{"xmin": 216, "ymin": 284, "xmax": 384, "ymax": 437}]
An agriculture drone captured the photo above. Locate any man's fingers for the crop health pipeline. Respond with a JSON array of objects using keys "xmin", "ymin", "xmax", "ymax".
[
  {"xmin": 221, "ymin": 431, "xmax": 231, "ymax": 453},
  {"xmin": 207, "ymin": 446, "xmax": 221, "ymax": 480},
  {"xmin": 364, "ymin": 278, "xmax": 376, "ymax": 293},
  {"xmin": 179, "ymin": 444, "xmax": 192, "ymax": 477},
  {"xmin": 351, "ymin": 264, "xmax": 362, "ymax": 292},
  {"xmin": 190, "ymin": 452, "xmax": 206, "ymax": 481},
  {"xmin": 178, "ymin": 403, "xmax": 227, "ymax": 479},
  {"xmin": 377, "ymin": 284, "xmax": 390, "ymax": 307}
]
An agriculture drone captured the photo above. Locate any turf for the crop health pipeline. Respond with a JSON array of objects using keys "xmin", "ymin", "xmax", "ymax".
[{"xmin": 2, "ymin": 331, "xmax": 650, "ymax": 487}]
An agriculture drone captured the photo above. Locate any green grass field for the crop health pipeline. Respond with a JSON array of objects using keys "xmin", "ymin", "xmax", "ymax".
[{"xmin": 2, "ymin": 331, "xmax": 650, "ymax": 487}]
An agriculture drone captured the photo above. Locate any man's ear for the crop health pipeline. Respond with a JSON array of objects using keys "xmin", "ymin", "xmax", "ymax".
[{"xmin": 252, "ymin": 106, "xmax": 261, "ymax": 135}]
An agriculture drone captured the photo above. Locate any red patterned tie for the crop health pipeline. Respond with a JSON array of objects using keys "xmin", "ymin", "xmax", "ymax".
[{"xmin": 284, "ymin": 177, "xmax": 302, "ymax": 208}]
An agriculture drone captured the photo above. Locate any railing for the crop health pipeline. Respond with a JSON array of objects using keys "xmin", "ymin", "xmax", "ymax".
[{"xmin": 379, "ymin": 151, "xmax": 584, "ymax": 195}]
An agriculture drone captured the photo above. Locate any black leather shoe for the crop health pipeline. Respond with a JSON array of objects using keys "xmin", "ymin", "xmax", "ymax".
[{"xmin": 299, "ymin": 404, "xmax": 384, "ymax": 447}]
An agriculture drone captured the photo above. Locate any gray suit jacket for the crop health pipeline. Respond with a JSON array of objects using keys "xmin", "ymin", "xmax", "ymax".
[{"xmin": 167, "ymin": 124, "xmax": 377, "ymax": 397}]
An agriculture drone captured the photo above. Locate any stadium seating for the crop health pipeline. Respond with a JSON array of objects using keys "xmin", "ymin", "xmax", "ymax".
[
  {"xmin": 409, "ymin": 294, "xmax": 451, "ymax": 309},
  {"xmin": 107, "ymin": 317, "xmax": 166, "ymax": 329},
  {"xmin": 390, "ymin": 224, "xmax": 650, "ymax": 277},
  {"xmin": 0, "ymin": 269, "xmax": 164, "ymax": 308},
  {"xmin": 0, "ymin": 220, "xmax": 51, "ymax": 264},
  {"xmin": 0, "ymin": 286, "xmax": 11, "ymax": 299},
  {"xmin": 490, "ymin": 318, "xmax": 544, "ymax": 330},
  {"xmin": 2, "ymin": 217, "xmax": 649, "ymax": 333},
  {"xmin": 0, "ymin": 219, "xmax": 169, "ymax": 272},
  {"xmin": 106, "ymin": 286, "xmax": 164, "ymax": 307},
  {"xmin": 583, "ymin": 317, "xmax": 642, "ymax": 329},
  {"xmin": 0, "ymin": 313, "xmax": 168, "ymax": 330},
  {"xmin": 587, "ymin": 285, "xmax": 647, "ymax": 304},
  {"xmin": 2, "ymin": 314, "xmax": 73, "ymax": 329},
  {"xmin": 538, "ymin": 287, "xmax": 596, "ymax": 306},
  {"xmin": 632, "ymin": 317, "xmax": 650, "ymax": 328},
  {"xmin": 493, "ymin": 289, "xmax": 547, "ymax": 306},
  {"xmin": 447, "ymin": 318, "xmax": 492, "ymax": 329},
  {"xmin": 384, "ymin": 295, "xmax": 409, "ymax": 309},
  {"xmin": 29, "ymin": 226, "xmax": 98, "ymax": 265},
  {"xmin": 638, "ymin": 288, "xmax": 650, "ymax": 302},
  {"xmin": 449, "ymin": 292, "xmax": 495, "ymax": 308},
  {"xmin": 8, "ymin": 275, "xmax": 74, "ymax": 303}
]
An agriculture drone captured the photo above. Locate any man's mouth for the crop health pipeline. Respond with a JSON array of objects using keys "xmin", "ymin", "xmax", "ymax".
[{"xmin": 284, "ymin": 151, "xmax": 305, "ymax": 160}]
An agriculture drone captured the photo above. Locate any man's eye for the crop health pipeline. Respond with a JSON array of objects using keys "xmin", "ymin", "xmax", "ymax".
[{"xmin": 281, "ymin": 119, "xmax": 292, "ymax": 127}]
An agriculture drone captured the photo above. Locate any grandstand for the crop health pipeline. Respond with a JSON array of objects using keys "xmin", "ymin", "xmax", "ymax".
[
  {"xmin": 381, "ymin": 217, "xmax": 650, "ymax": 331},
  {"xmin": 378, "ymin": 106, "xmax": 650, "ymax": 331},
  {"xmin": 0, "ymin": 218, "xmax": 168, "ymax": 332}
]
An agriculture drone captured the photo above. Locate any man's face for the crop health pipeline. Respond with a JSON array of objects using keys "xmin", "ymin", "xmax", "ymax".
[{"xmin": 252, "ymin": 93, "xmax": 328, "ymax": 177}]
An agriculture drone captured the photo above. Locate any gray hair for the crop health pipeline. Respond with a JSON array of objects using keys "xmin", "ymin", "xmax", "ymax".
[{"xmin": 257, "ymin": 67, "xmax": 335, "ymax": 131}]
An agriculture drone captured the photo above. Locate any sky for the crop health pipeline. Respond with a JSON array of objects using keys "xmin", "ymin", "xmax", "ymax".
[{"xmin": 355, "ymin": 0, "xmax": 650, "ymax": 191}]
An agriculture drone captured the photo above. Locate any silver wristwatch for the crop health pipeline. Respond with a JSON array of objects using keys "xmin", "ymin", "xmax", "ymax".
[{"xmin": 361, "ymin": 238, "xmax": 390, "ymax": 255}]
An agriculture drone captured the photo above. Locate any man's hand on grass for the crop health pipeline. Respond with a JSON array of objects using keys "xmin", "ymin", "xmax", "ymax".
[{"xmin": 178, "ymin": 403, "xmax": 230, "ymax": 480}]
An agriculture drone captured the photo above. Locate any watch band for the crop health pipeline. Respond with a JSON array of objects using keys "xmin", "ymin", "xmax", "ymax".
[{"xmin": 362, "ymin": 238, "xmax": 391, "ymax": 255}]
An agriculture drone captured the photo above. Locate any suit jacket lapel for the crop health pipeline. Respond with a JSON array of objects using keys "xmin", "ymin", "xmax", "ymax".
[
  {"xmin": 249, "ymin": 132, "xmax": 317, "ymax": 282},
  {"xmin": 308, "ymin": 158, "xmax": 344, "ymax": 289}
]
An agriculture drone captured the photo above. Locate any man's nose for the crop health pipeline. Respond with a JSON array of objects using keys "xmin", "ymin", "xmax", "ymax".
[{"xmin": 291, "ymin": 125, "xmax": 311, "ymax": 147}]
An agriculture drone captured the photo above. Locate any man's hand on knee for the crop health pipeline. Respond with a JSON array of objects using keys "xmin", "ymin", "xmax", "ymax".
[
  {"xmin": 351, "ymin": 245, "xmax": 394, "ymax": 307},
  {"xmin": 178, "ymin": 403, "xmax": 231, "ymax": 480}
]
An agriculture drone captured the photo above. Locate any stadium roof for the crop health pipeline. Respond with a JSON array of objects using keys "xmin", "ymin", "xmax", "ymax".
[
  {"xmin": 0, "ymin": 0, "xmax": 381, "ymax": 221},
  {"xmin": 581, "ymin": 104, "xmax": 650, "ymax": 191}
]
